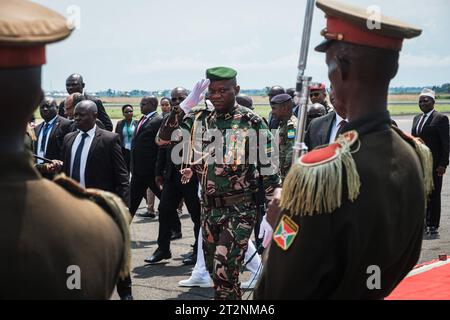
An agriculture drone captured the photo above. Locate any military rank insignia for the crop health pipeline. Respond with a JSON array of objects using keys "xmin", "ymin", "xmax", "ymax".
[{"xmin": 273, "ymin": 214, "xmax": 299, "ymax": 251}]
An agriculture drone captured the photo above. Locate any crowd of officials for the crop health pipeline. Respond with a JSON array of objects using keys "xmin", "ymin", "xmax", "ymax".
[{"xmin": 3, "ymin": 0, "xmax": 448, "ymax": 301}]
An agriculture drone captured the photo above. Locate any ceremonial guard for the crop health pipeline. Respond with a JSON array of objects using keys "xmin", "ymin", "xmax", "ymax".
[
  {"xmin": 0, "ymin": 0, "xmax": 130, "ymax": 299},
  {"xmin": 255, "ymin": 0, "xmax": 431, "ymax": 300}
]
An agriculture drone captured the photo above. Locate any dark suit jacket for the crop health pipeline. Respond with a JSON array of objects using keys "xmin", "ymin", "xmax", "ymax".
[
  {"xmin": 59, "ymin": 94, "xmax": 113, "ymax": 131},
  {"xmin": 304, "ymin": 111, "xmax": 336, "ymax": 150},
  {"xmin": 62, "ymin": 128, "xmax": 129, "ymax": 203},
  {"xmin": 412, "ymin": 110, "xmax": 450, "ymax": 168},
  {"xmin": 34, "ymin": 115, "xmax": 72, "ymax": 161},
  {"xmin": 115, "ymin": 119, "xmax": 139, "ymax": 148},
  {"xmin": 131, "ymin": 112, "xmax": 163, "ymax": 176}
]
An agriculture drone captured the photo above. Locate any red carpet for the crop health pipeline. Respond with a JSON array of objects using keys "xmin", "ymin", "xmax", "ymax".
[{"xmin": 387, "ymin": 256, "xmax": 450, "ymax": 300}]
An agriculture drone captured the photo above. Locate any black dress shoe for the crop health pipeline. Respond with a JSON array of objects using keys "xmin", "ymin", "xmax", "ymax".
[
  {"xmin": 138, "ymin": 211, "xmax": 156, "ymax": 218},
  {"xmin": 182, "ymin": 254, "xmax": 197, "ymax": 266},
  {"xmin": 120, "ymin": 294, "xmax": 134, "ymax": 300},
  {"xmin": 144, "ymin": 249, "xmax": 172, "ymax": 264},
  {"xmin": 171, "ymin": 231, "xmax": 182, "ymax": 240}
]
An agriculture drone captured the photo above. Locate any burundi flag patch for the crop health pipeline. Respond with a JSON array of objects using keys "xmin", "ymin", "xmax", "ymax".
[{"xmin": 273, "ymin": 214, "xmax": 299, "ymax": 251}]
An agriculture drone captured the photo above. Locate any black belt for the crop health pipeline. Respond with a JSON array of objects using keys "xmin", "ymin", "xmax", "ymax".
[{"xmin": 203, "ymin": 193, "xmax": 257, "ymax": 209}]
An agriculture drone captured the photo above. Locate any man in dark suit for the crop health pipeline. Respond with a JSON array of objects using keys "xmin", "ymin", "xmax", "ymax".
[
  {"xmin": 145, "ymin": 87, "xmax": 201, "ymax": 265},
  {"xmin": 412, "ymin": 88, "xmax": 449, "ymax": 238},
  {"xmin": 304, "ymin": 87, "xmax": 348, "ymax": 150},
  {"xmin": 61, "ymin": 100, "xmax": 129, "ymax": 204},
  {"xmin": 61, "ymin": 100, "xmax": 131, "ymax": 299},
  {"xmin": 35, "ymin": 97, "xmax": 72, "ymax": 166},
  {"xmin": 59, "ymin": 74, "xmax": 113, "ymax": 131},
  {"xmin": 129, "ymin": 96, "xmax": 163, "ymax": 216}
]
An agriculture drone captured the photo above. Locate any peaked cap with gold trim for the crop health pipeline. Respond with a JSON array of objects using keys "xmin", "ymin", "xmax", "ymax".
[{"xmin": 315, "ymin": 0, "xmax": 422, "ymax": 52}]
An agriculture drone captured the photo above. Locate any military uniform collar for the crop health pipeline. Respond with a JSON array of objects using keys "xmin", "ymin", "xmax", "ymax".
[
  {"xmin": 342, "ymin": 110, "xmax": 391, "ymax": 136},
  {"xmin": 216, "ymin": 105, "xmax": 238, "ymax": 120}
]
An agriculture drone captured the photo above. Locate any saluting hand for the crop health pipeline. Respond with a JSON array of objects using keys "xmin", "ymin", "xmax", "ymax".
[{"xmin": 179, "ymin": 79, "xmax": 210, "ymax": 114}]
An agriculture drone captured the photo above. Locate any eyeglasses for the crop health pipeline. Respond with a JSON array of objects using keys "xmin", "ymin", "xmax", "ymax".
[
  {"xmin": 310, "ymin": 92, "xmax": 321, "ymax": 98},
  {"xmin": 124, "ymin": 111, "xmax": 133, "ymax": 114}
]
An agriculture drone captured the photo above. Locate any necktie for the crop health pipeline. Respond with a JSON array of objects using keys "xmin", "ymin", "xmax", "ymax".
[
  {"xmin": 336, "ymin": 120, "xmax": 348, "ymax": 136},
  {"xmin": 71, "ymin": 132, "xmax": 89, "ymax": 183},
  {"xmin": 40, "ymin": 122, "xmax": 51, "ymax": 152},
  {"xmin": 417, "ymin": 114, "xmax": 427, "ymax": 135},
  {"xmin": 136, "ymin": 115, "xmax": 147, "ymax": 133}
]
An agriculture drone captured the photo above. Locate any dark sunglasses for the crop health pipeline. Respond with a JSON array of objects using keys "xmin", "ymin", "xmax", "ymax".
[{"xmin": 310, "ymin": 92, "xmax": 321, "ymax": 98}]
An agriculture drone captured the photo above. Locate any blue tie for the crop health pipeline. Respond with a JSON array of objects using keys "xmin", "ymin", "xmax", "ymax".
[
  {"xmin": 71, "ymin": 132, "xmax": 89, "ymax": 183},
  {"xmin": 40, "ymin": 122, "xmax": 51, "ymax": 152}
]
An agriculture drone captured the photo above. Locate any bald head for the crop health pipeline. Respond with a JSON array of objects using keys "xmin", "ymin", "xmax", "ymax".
[
  {"xmin": 307, "ymin": 103, "xmax": 326, "ymax": 119},
  {"xmin": 74, "ymin": 100, "xmax": 97, "ymax": 132},
  {"xmin": 66, "ymin": 73, "xmax": 85, "ymax": 95},
  {"xmin": 140, "ymin": 95, "xmax": 158, "ymax": 115},
  {"xmin": 171, "ymin": 87, "xmax": 188, "ymax": 107}
]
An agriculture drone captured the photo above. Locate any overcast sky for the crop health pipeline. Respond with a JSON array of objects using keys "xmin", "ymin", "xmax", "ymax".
[{"xmin": 34, "ymin": 0, "xmax": 450, "ymax": 92}]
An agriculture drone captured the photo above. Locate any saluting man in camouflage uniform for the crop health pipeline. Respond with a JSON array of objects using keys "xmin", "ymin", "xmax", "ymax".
[
  {"xmin": 270, "ymin": 93, "xmax": 298, "ymax": 180},
  {"xmin": 157, "ymin": 67, "xmax": 281, "ymax": 300}
]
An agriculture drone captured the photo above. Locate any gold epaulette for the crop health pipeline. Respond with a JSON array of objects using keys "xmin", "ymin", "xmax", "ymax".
[
  {"xmin": 280, "ymin": 131, "xmax": 361, "ymax": 216},
  {"xmin": 53, "ymin": 174, "xmax": 131, "ymax": 280},
  {"xmin": 391, "ymin": 126, "xmax": 434, "ymax": 197}
]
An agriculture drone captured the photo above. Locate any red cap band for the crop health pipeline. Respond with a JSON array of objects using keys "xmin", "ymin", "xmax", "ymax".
[
  {"xmin": 326, "ymin": 16, "xmax": 403, "ymax": 51},
  {"xmin": 0, "ymin": 46, "xmax": 46, "ymax": 68}
]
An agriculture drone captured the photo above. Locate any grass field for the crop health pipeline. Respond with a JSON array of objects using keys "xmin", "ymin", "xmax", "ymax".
[
  {"xmin": 94, "ymin": 104, "xmax": 450, "ymax": 120},
  {"xmin": 33, "ymin": 95, "xmax": 450, "ymax": 120}
]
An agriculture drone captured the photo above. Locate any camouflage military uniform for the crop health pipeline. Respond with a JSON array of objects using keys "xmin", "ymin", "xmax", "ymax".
[
  {"xmin": 277, "ymin": 115, "xmax": 297, "ymax": 180},
  {"xmin": 179, "ymin": 104, "xmax": 281, "ymax": 300}
]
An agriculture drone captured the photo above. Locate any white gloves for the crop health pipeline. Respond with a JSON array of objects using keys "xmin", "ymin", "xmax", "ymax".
[
  {"xmin": 258, "ymin": 215, "xmax": 273, "ymax": 248},
  {"xmin": 180, "ymin": 79, "xmax": 210, "ymax": 114}
]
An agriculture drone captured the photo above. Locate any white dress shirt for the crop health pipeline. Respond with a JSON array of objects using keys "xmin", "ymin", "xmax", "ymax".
[
  {"xmin": 37, "ymin": 115, "xmax": 57, "ymax": 164},
  {"xmin": 329, "ymin": 113, "xmax": 347, "ymax": 144},
  {"xmin": 416, "ymin": 109, "xmax": 435, "ymax": 134},
  {"xmin": 70, "ymin": 125, "xmax": 96, "ymax": 188}
]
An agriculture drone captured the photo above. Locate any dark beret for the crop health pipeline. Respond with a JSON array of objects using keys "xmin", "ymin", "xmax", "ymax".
[{"xmin": 270, "ymin": 93, "xmax": 292, "ymax": 105}]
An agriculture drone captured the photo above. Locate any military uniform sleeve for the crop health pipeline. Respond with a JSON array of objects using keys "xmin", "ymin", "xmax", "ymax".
[
  {"xmin": 256, "ymin": 119, "xmax": 282, "ymax": 200},
  {"xmin": 255, "ymin": 213, "xmax": 342, "ymax": 299},
  {"xmin": 280, "ymin": 122, "xmax": 296, "ymax": 178},
  {"xmin": 157, "ymin": 108, "xmax": 190, "ymax": 142}
]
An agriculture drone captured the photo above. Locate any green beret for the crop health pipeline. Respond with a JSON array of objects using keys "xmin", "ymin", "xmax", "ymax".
[{"xmin": 206, "ymin": 67, "xmax": 237, "ymax": 81}]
